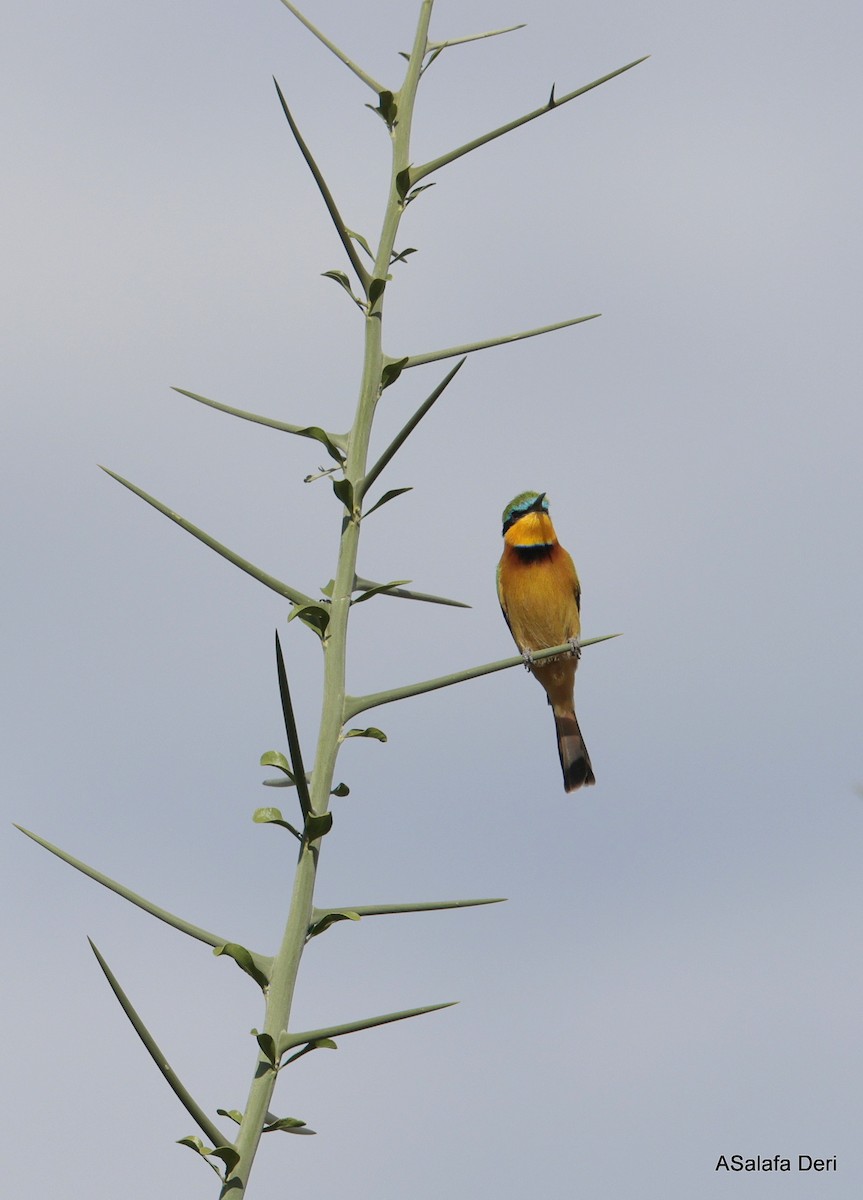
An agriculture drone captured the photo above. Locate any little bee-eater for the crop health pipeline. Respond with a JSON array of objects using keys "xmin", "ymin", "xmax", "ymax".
[{"xmin": 497, "ymin": 491, "xmax": 595, "ymax": 792}]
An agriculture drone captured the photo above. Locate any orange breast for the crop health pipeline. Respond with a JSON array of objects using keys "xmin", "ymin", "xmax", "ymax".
[{"xmin": 498, "ymin": 543, "xmax": 581, "ymax": 653}]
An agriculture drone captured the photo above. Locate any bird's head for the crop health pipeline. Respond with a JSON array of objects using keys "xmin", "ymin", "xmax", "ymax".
[{"xmin": 501, "ymin": 491, "xmax": 556, "ymax": 546}]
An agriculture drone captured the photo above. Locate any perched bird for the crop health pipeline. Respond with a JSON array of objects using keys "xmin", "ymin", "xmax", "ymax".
[{"xmin": 497, "ymin": 491, "xmax": 595, "ymax": 791}]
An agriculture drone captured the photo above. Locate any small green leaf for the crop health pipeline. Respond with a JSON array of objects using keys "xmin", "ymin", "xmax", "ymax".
[
  {"xmin": 320, "ymin": 578, "xmax": 336, "ymax": 598},
  {"xmin": 177, "ymin": 1138, "xmax": 239, "ymax": 1177},
  {"xmin": 305, "ymin": 812, "xmax": 333, "ymax": 841},
  {"xmin": 382, "ymin": 93, "xmax": 398, "ymax": 126},
  {"xmin": 363, "ymin": 487, "xmax": 412, "ymax": 519},
  {"xmin": 381, "ymin": 357, "xmax": 409, "ymax": 389},
  {"xmin": 332, "ymin": 478, "xmax": 354, "ymax": 510},
  {"xmin": 288, "ymin": 603, "xmax": 331, "ymax": 639},
  {"xmin": 390, "ymin": 246, "xmax": 418, "ymax": 265},
  {"xmin": 307, "ymin": 910, "xmax": 361, "ymax": 939},
  {"xmin": 345, "ymin": 727, "xmax": 387, "ymax": 742},
  {"xmin": 352, "ymin": 580, "xmax": 411, "ymax": 605},
  {"xmin": 321, "ymin": 269, "xmax": 363, "ymax": 309},
  {"xmin": 214, "ymin": 943, "xmax": 270, "ymax": 991},
  {"xmin": 345, "ymin": 228, "xmax": 374, "ymax": 259},
  {"xmin": 423, "ymin": 46, "xmax": 444, "ymax": 70},
  {"xmin": 216, "ymin": 1109, "xmax": 244, "ymax": 1125},
  {"xmin": 260, "ymin": 750, "xmax": 293, "ymax": 777},
  {"xmin": 283, "ymin": 1036, "xmax": 338, "ymax": 1065},
  {"xmin": 395, "ymin": 167, "xmax": 412, "ymax": 200},
  {"xmin": 253, "ymin": 805, "xmax": 284, "ymax": 821},
  {"xmin": 321, "ymin": 268, "xmax": 350, "ymax": 287},
  {"xmin": 263, "ymin": 1116, "xmax": 307, "ymax": 1133},
  {"xmin": 210, "ymin": 1147, "xmax": 241, "ymax": 1175},
  {"xmin": 404, "ymin": 182, "xmax": 436, "ymax": 207},
  {"xmin": 293, "ymin": 426, "xmax": 346, "ymax": 466},
  {"xmin": 178, "ymin": 1135, "xmax": 207, "ymax": 1156},
  {"xmin": 254, "ymin": 1031, "xmax": 278, "ymax": 1067},
  {"xmin": 331, "ymin": 781, "xmax": 350, "ymax": 797},
  {"xmin": 252, "ymin": 807, "xmax": 302, "ymax": 839},
  {"xmin": 368, "ymin": 277, "xmax": 387, "ymax": 307},
  {"xmin": 366, "ymin": 90, "xmax": 398, "ymax": 127}
]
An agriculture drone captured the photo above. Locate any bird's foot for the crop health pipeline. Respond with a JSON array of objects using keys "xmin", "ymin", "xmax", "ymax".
[
  {"xmin": 521, "ymin": 648, "xmax": 537, "ymax": 670},
  {"xmin": 567, "ymin": 637, "xmax": 582, "ymax": 660}
]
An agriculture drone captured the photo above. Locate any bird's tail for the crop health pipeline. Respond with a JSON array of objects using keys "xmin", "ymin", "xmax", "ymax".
[{"xmin": 553, "ymin": 708, "xmax": 596, "ymax": 792}]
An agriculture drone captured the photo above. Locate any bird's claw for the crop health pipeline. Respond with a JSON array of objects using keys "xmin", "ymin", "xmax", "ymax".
[
  {"xmin": 521, "ymin": 648, "xmax": 537, "ymax": 670},
  {"xmin": 567, "ymin": 637, "xmax": 582, "ymax": 659}
]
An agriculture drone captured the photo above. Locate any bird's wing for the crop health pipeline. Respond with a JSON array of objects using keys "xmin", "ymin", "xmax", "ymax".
[{"xmin": 496, "ymin": 561, "xmax": 514, "ymax": 633}]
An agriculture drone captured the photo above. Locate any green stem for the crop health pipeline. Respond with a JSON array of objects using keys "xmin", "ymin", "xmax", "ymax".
[{"xmin": 223, "ymin": 6, "xmax": 435, "ymax": 1194}]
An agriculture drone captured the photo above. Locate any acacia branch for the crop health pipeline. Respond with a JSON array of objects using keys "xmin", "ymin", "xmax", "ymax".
[
  {"xmin": 276, "ymin": 0, "xmax": 385, "ymax": 94},
  {"xmin": 427, "ymin": 23, "xmax": 526, "ymax": 52},
  {"xmin": 281, "ymin": 1001, "xmax": 457, "ymax": 1051},
  {"xmin": 173, "ymin": 387, "xmax": 347, "ymax": 457},
  {"xmin": 273, "ymin": 79, "xmax": 371, "ymax": 292},
  {"xmin": 100, "ymin": 467, "xmax": 314, "ymax": 607},
  {"xmin": 89, "ymin": 940, "xmax": 231, "ymax": 1151},
  {"xmin": 344, "ymin": 635, "xmax": 620, "ymax": 718},
  {"xmin": 361, "ymin": 358, "xmax": 466, "ymax": 497},
  {"xmin": 410, "ymin": 56, "xmax": 649, "ymax": 183},
  {"xmin": 15, "ymin": 826, "xmax": 242, "ymax": 953},
  {"xmin": 400, "ymin": 314, "xmax": 600, "ymax": 370}
]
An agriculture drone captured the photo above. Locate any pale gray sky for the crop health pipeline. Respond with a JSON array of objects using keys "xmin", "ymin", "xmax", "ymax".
[{"xmin": 4, "ymin": 1, "xmax": 862, "ymax": 1197}]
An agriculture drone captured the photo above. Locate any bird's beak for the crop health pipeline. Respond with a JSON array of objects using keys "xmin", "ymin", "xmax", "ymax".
[{"xmin": 530, "ymin": 493, "xmax": 547, "ymax": 512}]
